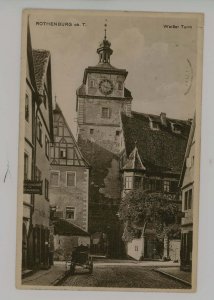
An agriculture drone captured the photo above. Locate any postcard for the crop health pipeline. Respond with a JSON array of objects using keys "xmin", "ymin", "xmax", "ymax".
[{"xmin": 16, "ymin": 9, "xmax": 203, "ymax": 292}]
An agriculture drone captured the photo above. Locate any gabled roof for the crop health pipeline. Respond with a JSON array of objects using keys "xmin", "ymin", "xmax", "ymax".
[
  {"xmin": 32, "ymin": 49, "xmax": 54, "ymax": 141},
  {"xmin": 123, "ymin": 145, "xmax": 146, "ymax": 171},
  {"xmin": 53, "ymin": 219, "xmax": 89, "ymax": 236},
  {"xmin": 52, "ymin": 103, "xmax": 90, "ymax": 168},
  {"xmin": 121, "ymin": 111, "xmax": 191, "ymax": 174},
  {"xmin": 32, "ymin": 49, "xmax": 50, "ymax": 94},
  {"xmin": 27, "ymin": 21, "xmax": 37, "ymax": 92}
]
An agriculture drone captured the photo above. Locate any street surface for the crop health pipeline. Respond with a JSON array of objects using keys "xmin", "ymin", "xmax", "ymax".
[{"xmin": 61, "ymin": 260, "xmax": 190, "ymax": 289}]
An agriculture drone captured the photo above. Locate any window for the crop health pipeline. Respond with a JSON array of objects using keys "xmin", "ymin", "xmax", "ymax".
[
  {"xmin": 116, "ymin": 130, "xmax": 120, "ymax": 136},
  {"xmin": 50, "ymin": 171, "xmax": 60, "ymax": 186},
  {"xmin": 171, "ymin": 123, "xmax": 181, "ymax": 134},
  {"xmin": 25, "ymin": 94, "xmax": 29, "ymax": 122},
  {"xmin": 53, "ymin": 126, "xmax": 58, "ymax": 136},
  {"xmin": 124, "ymin": 176, "xmax": 133, "ymax": 190},
  {"xmin": 90, "ymin": 128, "xmax": 94, "ymax": 134},
  {"xmin": 163, "ymin": 180, "xmax": 170, "ymax": 193},
  {"xmin": 35, "ymin": 166, "xmax": 42, "ymax": 181},
  {"xmin": 89, "ymin": 80, "xmax": 95, "ymax": 88},
  {"xmin": 45, "ymin": 135, "xmax": 49, "ymax": 158},
  {"xmin": 189, "ymin": 189, "xmax": 192, "ymax": 209},
  {"xmin": 144, "ymin": 178, "xmax": 159, "ymax": 192},
  {"xmin": 24, "ymin": 153, "xmax": 29, "ymax": 180},
  {"xmin": 37, "ymin": 116, "xmax": 43, "ymax": 146},
  {"xmin": 45, "ymin": 179, "xmax": 49, "ymax": 200},
  {"xmin": 134, "ymin": 176, "xmax": 142, "ymax": 189},
  {"xmin": 151, "ymin": 122, "xmax": 159, "ymax": 130},
  {"xmin": 149, "ymin": 118, "xmax": 160, "ymax": 130},
  {"xmin": 60, "ymin": 148, "xmax": 66, "ymax": 159},
  {"xmin": 67, "ymin": 172, "xmax": 76, "ymax": 187},
  {"xmin": 184, "ymin": 189, "xmax": 192, "ymax": 210},
  {"xmin": 118, "ymin": 82, "xmax": 123, "ymax": 90},
  {"xmin": 66, "ymin": 207, "xmax": 75, "ymax": 220},
  {"xmin": 101, "ymin": 107, "xmax": 110, "ymax": 119}
]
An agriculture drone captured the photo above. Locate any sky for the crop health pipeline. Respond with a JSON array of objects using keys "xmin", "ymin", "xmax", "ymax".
[{"xmin": 29, "ymin": 10, "xmax": 201, "ymax": 135}]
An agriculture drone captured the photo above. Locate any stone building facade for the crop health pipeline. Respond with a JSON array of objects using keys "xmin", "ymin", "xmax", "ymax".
[
  {"xmin": 76, "ymin": 34, "xmax": 132, "ymax": 257},
  {"xmin": 179, "ymin": 115, "xmax": 195, "ymax": 271}
]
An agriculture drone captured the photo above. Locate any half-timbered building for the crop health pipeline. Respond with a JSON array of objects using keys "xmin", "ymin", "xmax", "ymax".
[
  {"xmin": 49, "ymin": 103, "xmax": 90, "ymax": 231},
  {"xmin": 49, "ymin": 103, "xmax": 90, "ymax": 259}
]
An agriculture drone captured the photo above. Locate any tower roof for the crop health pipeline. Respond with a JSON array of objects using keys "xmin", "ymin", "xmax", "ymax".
[
  {"xmin": 96, "ymin": 20, "xmax": 113, "ymax": 65},
  {"xmin": 122, "ymin": 145, "xmax": 146, "ymax": 172}
]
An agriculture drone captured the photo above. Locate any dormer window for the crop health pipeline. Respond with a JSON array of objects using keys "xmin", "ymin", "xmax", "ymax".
[
  {"xmin": 171, "ymin": 122, "xmax": 181, "ymax": 134},
  {"xmin": 149, "ymin": 118, "xmax": 159, "ymax": 131}
]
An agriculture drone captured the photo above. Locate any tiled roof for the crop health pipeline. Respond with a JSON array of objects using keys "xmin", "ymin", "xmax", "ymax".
[
  {"xmin": 32, "ymin": 49, "xmax": 50, "ymax": 94},
  {"xmin": 53, "ymin": 219, "xmax": 89, "ymax": 236},
  {"xmin": 121, "ymin": 111, "xmax": 191, "ymax": 174}
]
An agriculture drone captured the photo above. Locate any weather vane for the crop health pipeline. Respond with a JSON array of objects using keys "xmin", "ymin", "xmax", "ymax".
[{"xmin": 104, "ymin": 19, "xmax": 108, "ymax": 40}]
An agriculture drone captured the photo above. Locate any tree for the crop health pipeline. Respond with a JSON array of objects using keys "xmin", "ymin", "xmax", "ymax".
[{"xmin": 119, "ymin": 189, "xmax": 181, "ymax": 243}]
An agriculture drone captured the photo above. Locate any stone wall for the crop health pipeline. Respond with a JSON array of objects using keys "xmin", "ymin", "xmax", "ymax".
[{"xmin": 49, "ymin": 165, "xmax": 89, "ymax": 231}]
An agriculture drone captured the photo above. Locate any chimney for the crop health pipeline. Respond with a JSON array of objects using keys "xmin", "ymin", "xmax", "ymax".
[{"xmin": 160, "ymin": 112, "xmax": 167, "ymax": 127}]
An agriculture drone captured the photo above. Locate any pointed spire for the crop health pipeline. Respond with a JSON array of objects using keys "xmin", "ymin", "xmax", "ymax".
[
  {"xmin": 97, "ymin": 19, "xmax": 113, "ymax": 64},
  {"xmin": 122, "ymin": 143, "xmax": 146, "ymax": 171}
]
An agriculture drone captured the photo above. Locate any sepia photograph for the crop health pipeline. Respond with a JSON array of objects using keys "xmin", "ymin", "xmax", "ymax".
[{"xmin": 16, "ymin": 9, "xmax": 203, "ymax": 292}]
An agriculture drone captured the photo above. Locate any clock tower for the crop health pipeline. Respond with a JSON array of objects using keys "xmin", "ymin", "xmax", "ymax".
[
  {"xmin": 76, "ymin": 28, "xmax": 132, "ymax": 154},
  {"xmin": 76, "ymin": 27, "xmax": 132, "ymax": 257}
]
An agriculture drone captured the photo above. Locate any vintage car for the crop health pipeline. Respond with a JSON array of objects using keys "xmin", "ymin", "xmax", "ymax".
[{"xmin": 69, "ymin": 245, "xmax": 93, "ymax": 275}]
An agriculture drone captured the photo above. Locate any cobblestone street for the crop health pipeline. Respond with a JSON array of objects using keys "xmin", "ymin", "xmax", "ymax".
[{"xmin": 61, "ymin": 262, "xmax": 190, "ymax": 289}]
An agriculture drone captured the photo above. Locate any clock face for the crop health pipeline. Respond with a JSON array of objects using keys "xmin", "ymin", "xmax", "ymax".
[{"xmin": 99, "ymin": 79, "xmax": 114, "ymax": 95}]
